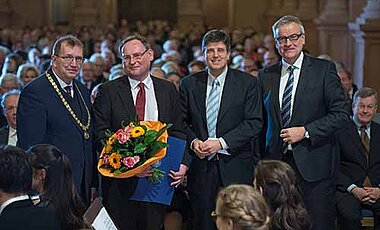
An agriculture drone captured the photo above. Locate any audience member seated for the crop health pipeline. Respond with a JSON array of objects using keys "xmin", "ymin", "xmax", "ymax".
[
  {"xmin": 89, "ymin": 53, "xmax": 108, "ymax": 84},
  {"xmin": 164, "ymin": 72, "xmax": 181, "ymax": 91},
  {"xmin": 78, "ymin": 60, "xmax": 96, "ymax": 91},
  {"xmin": 0, "ymin": 46, "xmax": 9, "ymax": 70},
  {"xmin": 263, "ymin": 50, "xmax": 280, "ymax": 68},
  {"xmin": 0, "ymin": 90, "xmax": 20, "ymax": 146},
  {"xmin": 335, "ymin": 61, "xmax": 357, "ymax": 114},
  {"xmin": 0, "ymin": 73, "xmax": 21, "ymax": 96},
  {"xmin": 239, "ymin": 57, "xmax": 259, "ymax": 77},
  {"xmin": 254, "ymin": 160, "xmax": 310, "ymax": 230},
  {"xmin": 1, "ymin": 53, "xmax": 24, "ymax": 75},
  {"xmin": 151, "ymin": 67, "xmax": 165, "ymax": 79},
  {"xmin": 28, "ymin": 144, "xmax": 89, "ymax": 230},
  {"xmin": 16, "ymin": 63, "xmax": 39, "ymax": 87},
  {"xmin": 0, "ymin": 145, "xmax": 61, "ymax": 230},
  {"xmin": 335, "ymin": 87, "xmax": 380, "ymax": 230},
  {"xmin": 187, "ymin": 60, "xmax": 205, "ymax": 74},
  {"xmin": 212, "ymin": 184, "xmax": 270, "ymax": 230}
]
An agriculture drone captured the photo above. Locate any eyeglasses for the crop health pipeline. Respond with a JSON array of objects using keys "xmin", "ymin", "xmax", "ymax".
[
  {"xmin": 56, "ymin": 55, "xmax": 84, "ymax": 64},
  {"xmin": 276, "ymin": 33, "xmax": 303, "ymax": 44},
  {"xmin": 122, "ymin": 49, "xmax": 149, "ymax": 63},
  {"xmin": 357, "ymin": 103, "xmax": 377, "ymax": 110}
]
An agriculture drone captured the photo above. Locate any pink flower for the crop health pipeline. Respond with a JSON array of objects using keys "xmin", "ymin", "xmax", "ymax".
[
  {"xmin": 124, "ymin": 125, "xmax": 132, "ymax": 133},
  {"xmin": 103, "ymin": 155, "xmax": 109, "ymax": 164},
  {"xmin": 116, "ymin": 129, "xmax": 130, "ymax": 144},
  {"xmin": 122, "ymin": 156, "xmax": 140, "ymax": 168}
]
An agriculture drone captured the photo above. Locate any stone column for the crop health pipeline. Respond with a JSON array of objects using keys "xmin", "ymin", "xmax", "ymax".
[
  {"xmin": 349, "ymin": 0, "xmax": 380, "ymax": 97},
  {"xmin": 315, "ymin": 0, "xmax": 350, "ymax": 65},
  {"xmin": 70, "ymin": 0, "xmax": 99, "ymax": 26},
  {"xmin": 177, "ymin": 0, "xmax": 203, "ymax": 29},
  {"xmin": 295, "ymin": 0, "xmax": 319, "ymax": 55}
]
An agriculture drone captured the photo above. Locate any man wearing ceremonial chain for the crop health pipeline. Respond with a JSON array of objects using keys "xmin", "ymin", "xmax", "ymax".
[{"xmin": 17, "ymin": 35, "xmax": 95, "ymax": 204}]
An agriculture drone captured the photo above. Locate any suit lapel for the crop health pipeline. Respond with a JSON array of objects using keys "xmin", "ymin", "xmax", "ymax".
[
  {"xmin": 152, "ymin": 76, "xmax": 165, "ymax": 120},
  {"xmin": 271, "ymin": 63, "xmax": 282, "ymax": 126},
  {"xmin": 117, "ymin": 77, "xmax": 136, "ymax": 119},
  {"xmin": 292, "ymin": 55, "xmax": 313, "ymax": 118},
  {"xmin": 218, "ymin": 69, "xmax": 234, "ymax": 122},
  {"xmin": 194, "ymin": 72, "xmax": 208, "ymax": 126}
]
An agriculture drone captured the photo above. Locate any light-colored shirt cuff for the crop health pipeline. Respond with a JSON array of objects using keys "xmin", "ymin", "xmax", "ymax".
[
  {"xmin": 219, "ymin": 137, "xmax": 229, "ymax": 150},
  {"xmin": 347, "ymin": 184, "xmax": 357, "ymax": 193},
  {"xmin": 190, "ymin": 138, "xmax": 198, "ymax": 151}
]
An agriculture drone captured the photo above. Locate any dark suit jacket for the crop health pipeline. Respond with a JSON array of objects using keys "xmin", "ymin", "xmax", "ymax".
[
  {"xmin": 258, "ymin": 55, "xmax": 349, "ymax": 182},
  {"xmin": 93, "ymin": 75, "xmax": 188, "ymax": 196},
  {"xmin": 17, "ymin": 69, "xmax": 94, "ymax": 201},
  {"xmin": 0, "ymin": 126, "xmax": 9, "ymax": 145},
  {"xmin": 180, "ymin": 68, "xmax": 262, "ymax": 186},
  {"xmin": 0, "ymin": 198, "xmax": 61, "ymax": 230},
  {"xmin": 336, "ymin": 121, "xmax": 380, "ymax": 194}
]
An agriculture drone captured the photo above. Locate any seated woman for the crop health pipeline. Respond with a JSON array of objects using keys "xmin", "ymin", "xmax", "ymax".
[
  {"xmin": 28, "ymin": 144, "xmax": 89, "ymax": 230},
  {"xmin": 213, "ymin": 184, "xmax": 270, "ymax": 230},
  {"xmin": 254, "ymin": 160, "xmax": 310, "ymax": 230}
]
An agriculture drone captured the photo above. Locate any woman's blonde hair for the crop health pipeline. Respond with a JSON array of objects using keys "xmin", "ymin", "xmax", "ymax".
[{"xmin": 217, "ymin": 184, "xmax": 270, "ymax": 230}]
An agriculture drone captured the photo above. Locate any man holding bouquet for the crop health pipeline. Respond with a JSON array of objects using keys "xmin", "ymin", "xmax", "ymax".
[{"xmin": 93, "ymin": 34, "xmax": 188, "ymax": 230}]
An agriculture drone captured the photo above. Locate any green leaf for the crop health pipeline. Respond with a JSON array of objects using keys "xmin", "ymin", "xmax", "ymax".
[
  {"xmin": 134, "ymin": 143, "xmax": 147, "ymax": 154},
  {"xmin": 147, "ymin": 168, "xmax": 165, "ymax": 184},
  {"xmin": 144, "ymin": 130, "xmax": 157, "ymax": 144},
  {"xmin": 154, "ymin": 123, "xmax": 173, "ymax": 141}
]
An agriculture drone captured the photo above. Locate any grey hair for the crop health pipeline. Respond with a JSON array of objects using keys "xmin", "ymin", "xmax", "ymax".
[
  {"xmin": 272, "ymin": 15, "xmax": 305, "ymax": 38},
  {"xmin": 1, "ymin": 89, "xmax": 20, "ymax": 110}
]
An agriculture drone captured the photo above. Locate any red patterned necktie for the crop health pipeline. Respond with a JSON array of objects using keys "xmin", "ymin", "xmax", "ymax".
[
  {"xmin": 64, "ymin": 85, "xmax": 72, "ymax": 97},
  {"xmin": 135, "ymin": 82, "xmax": 145, "ymax": 121}
]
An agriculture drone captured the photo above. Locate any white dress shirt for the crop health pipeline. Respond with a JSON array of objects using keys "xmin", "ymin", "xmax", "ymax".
[
  {"xmin": 128, "ymin": 75, "xmax": 158, "ymax": 121},
  {"xmin": 0, "ymin": 195, "xmax": 29, "ymax": 215},
  {"xmin": 7, "ymin": 126, "xmax": 17, "ymax": 146}
]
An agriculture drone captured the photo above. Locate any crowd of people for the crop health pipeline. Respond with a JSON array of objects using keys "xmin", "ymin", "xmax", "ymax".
[{"xmin": 0, "ymin": 14, "xmax": 378, "ymax": 230}]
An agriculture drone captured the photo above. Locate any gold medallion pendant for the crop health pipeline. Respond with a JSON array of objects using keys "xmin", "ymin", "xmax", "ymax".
[{"xmin": 46, "ymin": 72, "xmax": 91, "ymax": 140}]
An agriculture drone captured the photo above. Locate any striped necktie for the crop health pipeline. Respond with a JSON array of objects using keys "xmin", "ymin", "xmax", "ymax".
[
  {"xmin": 206, "ymin": 79, "xmax": 221, "ymax": 160},
  {"xmin": 281, "ymin": 66, "xmax": 295, "ymax": 128}
]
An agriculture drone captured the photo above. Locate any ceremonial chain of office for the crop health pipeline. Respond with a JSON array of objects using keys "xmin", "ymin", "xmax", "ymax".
[{"xmin": 46, "ymin": 71, "xmax": 91, "ymax": 139}]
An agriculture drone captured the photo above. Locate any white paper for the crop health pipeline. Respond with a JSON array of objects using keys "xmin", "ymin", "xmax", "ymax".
[{"xmin": 92, "ymin": 207, "xmax": 118, "ymax": 230}]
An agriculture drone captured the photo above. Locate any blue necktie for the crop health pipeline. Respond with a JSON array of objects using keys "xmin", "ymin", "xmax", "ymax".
[
  {"xmin": 206, "ymin": 79, "xmax": 220, "ymax": 160},
  {"xmin": 281, "ymin": 66, "xmax": 295, "ymax": 128}
]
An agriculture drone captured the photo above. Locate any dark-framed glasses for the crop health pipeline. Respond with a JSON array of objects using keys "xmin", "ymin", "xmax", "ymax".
[
  {"xmin": 276, "ymin": 33, "xmax": 303, "ymax": 44},
  {"xmin": 122, "ymin": 49, "xmax": 149, "ymax": 63},
  {"xmin": 56, "ymin": 55, "xmax": 84, "ymax": 64}
]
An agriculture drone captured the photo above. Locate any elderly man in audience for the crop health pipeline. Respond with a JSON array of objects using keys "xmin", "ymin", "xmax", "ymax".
[
  {"xmin": 78, "ymin": 59, "xmax": 96, "ymax": 91},
  {"xmin": 89, "ymin": 53, "xmax": 108, "ymax": 85},
  {"xmin": 336, "ymin": 87, "xmax": 380, "ymax": 230},
  {"xmin": 0, "ymin": 90, "xmax": 19, "ymax": 146},
  {"xmin": 0, "ymin": 145, "xmax": 61, "ymax": 229}
]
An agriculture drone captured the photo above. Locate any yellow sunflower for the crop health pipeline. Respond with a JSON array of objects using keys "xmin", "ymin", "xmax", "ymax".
[
  {"xmin": 131, "ymin": 126, "xmax": 145, "ymax": 138},
  {"xmin": 109, "ymin": 153, "xmax": 121, "ymax": 169}
]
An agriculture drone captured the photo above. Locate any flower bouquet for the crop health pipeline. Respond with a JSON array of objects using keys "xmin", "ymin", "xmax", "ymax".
[{"xmin": 98, "ymin": 120, "xmax": 172, "ymax": 183}]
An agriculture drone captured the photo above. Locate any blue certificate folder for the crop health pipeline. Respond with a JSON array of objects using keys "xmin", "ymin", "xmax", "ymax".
[{"xmin": 129, "ymin": 136, "xmax": 186, "ymax": 205}]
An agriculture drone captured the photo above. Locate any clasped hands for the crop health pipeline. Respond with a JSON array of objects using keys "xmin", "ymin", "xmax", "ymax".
[
  {"xmin": 192, "ymin": 139, "xmax": 222, "ymax": 159},
  {"xmin": 280, "ymin": 126, "xmax": 306, "ymax": 144},
  {"xmin": 352, "ymin": 187, "xmax": 380, "ymax": 204}
]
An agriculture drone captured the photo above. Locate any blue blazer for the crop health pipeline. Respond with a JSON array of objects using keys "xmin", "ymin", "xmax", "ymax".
[{"xmin": 17, "ymin": 69, "xmax": 94, "ymax": 201}]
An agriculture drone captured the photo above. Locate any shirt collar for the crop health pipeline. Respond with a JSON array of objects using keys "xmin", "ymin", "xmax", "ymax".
[
  {"xmin": 207, "ymin": 65, "xmax": 228, "ymax": 86},
  {"xmin": 0, "ymin": 195, "xmax": 29, "ymax": 215},
  {"xmin": 52, "ymin": 69, "xmax": 73, "ymax": 89},
  {"xmin": 9, "ymin": 126, "xmax": 16, "ymax": 136},
  {"xmin": 353, "ymin": 116, "xmax": 371, "ymax": 130},
  {"xmin": 282, "ymin": 52, "xmax": 304, "ymax": 71},
  {"xmin": 128, "ymin": 74, "xmax": 153, "ymax": 90}
]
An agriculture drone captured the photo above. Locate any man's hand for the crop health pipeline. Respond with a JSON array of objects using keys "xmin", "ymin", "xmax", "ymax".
[
  {"xmin": 364, "ymin": 187, "xmax": 380, "ymax": 204},
  {"xmin": 202, "ymin": 139, "xmax": 222, "ymax": 155},
  {"xmin": 192, "ymin": 139, "xmax": 208, "ymax": 159},
  {"xmin": 135, "ymin": 166, "xmax": 153, "ymax": 178},
  {"xmin": 280, "ymin": 126, "xmax": 306, "ymax": 144},
  {"xmin": 169, "ymin": 164, "xmax": 188, "ymax": 187},
  {"xmin": 352, "ymin": 187, "xmax": 369, "ymax": 203}
]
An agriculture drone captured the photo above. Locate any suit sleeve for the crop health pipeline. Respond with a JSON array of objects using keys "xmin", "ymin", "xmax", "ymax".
[
  {"xmin": 166, "ymin": 83, "xmax": 190, "ymax": 166},
  {"xmin": 304, "ymin": 62, "xmax": 350, "ymax": 145},
  {"xmin": 92, "ymin": 84, "xmax": 113, "ymax": 153},
  {"xmin": 222, "ymin": 77, "xmax": 263, "ymax": 152},
  {"xmin": 17, "ymin": 85, "xmax": 47, "ymax": 149}
]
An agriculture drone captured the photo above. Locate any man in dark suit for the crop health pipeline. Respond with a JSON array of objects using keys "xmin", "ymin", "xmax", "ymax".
[
  {"xmin": 258, "ymin": 15, "xmax": 349, "ymax": 230},
  {"xmin": 93, "ymin": 34, "xmax": 189, "ymax": 230},
  {"xmin": 336, "ymin": 87, "xmax": 380, "ymax": 230},
  {"xmin": 0, "ymin": 145, "xmax": 61, "ymax": 230},
  {"xmin": 180, "ymin": 29, "xmax": 262, "ymax": 230},
  {"xmin": 0, "ymin": 89, "xmax": 19, "ymax": 145},
  {"xmin": 17, "ymin": 35, "xmax": 95, "ymax": 204}
]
